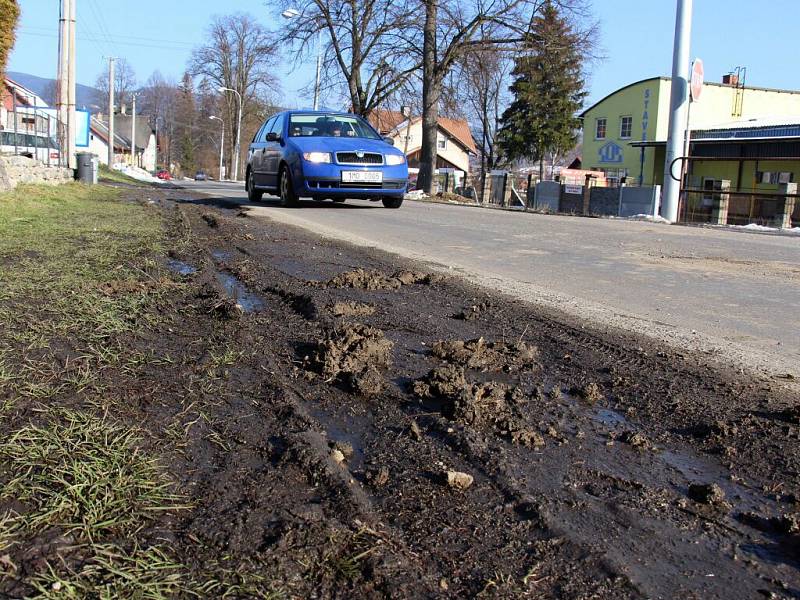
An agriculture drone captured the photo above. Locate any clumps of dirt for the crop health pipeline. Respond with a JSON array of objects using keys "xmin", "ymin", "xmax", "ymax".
[
  {"xmin": 453, "ymin": 302, "xmax": 490, "ymax": 321},
  {"xmin": 779, "ymin": 405, "xmax": 800, "ymax": 424},
  {"xmin": 618, "ymin": 430, "xmax": 650, "ymax": 449},
  {"xmin": 366, "ymin": 465, "xmax": 390, "ymax": 488},
  {"xmin": 690, "ymin": 420, "xmax": 738, "ymax": 440},
  {"xmin": 195, "ymin": 282, "xmax": 241, "ymax": 320},
  {"xmin": 319, "ymin": 268, "xmax": 442, "ymax": 290},
  {"xmin": 738, "ymin": 512, "xmax": 800, "ymax": 535},
  {"xmin": 446, "ymin": 470, "xmax": 474, "ymax": 490},
  {"xmin": 202, "ymin": 213, "xmax": 219, "ymax": 228},
  {"xmin": 412, "ymin": 365, "xmax": 542, "ymax": 447},
  {"xmin": 331, "ymin": 301, "xmax": 376, "ymax": 318},
  {"xmin": 573, "ymin": 382, "xmax": 604, "ymax": 404},
  {"xmin": 688, "ymin": 482, "xmax": 726, "ymax": 505},
  {"xmin": 267, "ymin": 286, "xmax": 318, "ymax": 320},
  {"xmin": 313, "ymin": 323, "xmax": 393, "ymax": 397},
  {"xmin": 429, "ymin": 337, "xmax": 538, "ymax": 372}
]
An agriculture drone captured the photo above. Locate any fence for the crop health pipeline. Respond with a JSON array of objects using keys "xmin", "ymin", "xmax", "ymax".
[
  {"xmin": 680, "ymin": 186, "xmax": 798, "ymax": 228},
  {"xmin": 1, "ymin": 109, "xmax": 63, "ymax": 167}
]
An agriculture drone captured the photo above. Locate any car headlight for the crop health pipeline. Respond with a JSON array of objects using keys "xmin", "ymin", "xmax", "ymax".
[
  {"xmin": 385, "ymin": 154, "xmax": 406, "ymax": 166},
  {"xmin": 302, "ymin": 152, "xmax": 332, "ymax": 163}
]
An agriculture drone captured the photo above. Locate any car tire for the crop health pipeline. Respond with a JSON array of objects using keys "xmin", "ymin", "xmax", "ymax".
[
  {"xmin": 382, "ymin": 196, "xmax": 403, "ymax": 209},
  {"xmin": 280, "ymin": 166, "xmax": 299, "ymax": 207},
  {"xmin": 247, "ymin": 169, "xmax": 263, "ymax": 202},
  {"xmin": 333, "ymin": 198, "xmax": 346, "ymax": 203}
]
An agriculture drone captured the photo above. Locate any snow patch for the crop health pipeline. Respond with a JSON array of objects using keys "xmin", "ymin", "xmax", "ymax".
[
  {"xmin": 404, "ymin": 190, "xmax": 429, "ymax": 200},
  {"xmin": 626, "ymin": 214, "xmax": 670, "ymax": 224}
]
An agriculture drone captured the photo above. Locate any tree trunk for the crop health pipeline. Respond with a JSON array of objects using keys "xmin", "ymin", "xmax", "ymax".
[
  {"xmin": 418, "ymin": 0, "xmax": 439, "ymax": 195},
  {"xmin": 539, "ymin": 156, "xmax": 544, "ymax": 182}
]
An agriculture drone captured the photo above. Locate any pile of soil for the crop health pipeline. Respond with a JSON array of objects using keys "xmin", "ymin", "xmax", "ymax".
[
  {"xmin": 313, "ymin": 323, "xmax": 393, "ymax": 396},
  {"xmin": 430, "ymin": 337, "xmax": 538, "ymax": 371},
  {"xmin": 319, "ymin": 268, "xmax": 441, "ymax": 290},
  {"xmin": 331, "ymin": 301, "xmax": 376, "ymax": 318}
]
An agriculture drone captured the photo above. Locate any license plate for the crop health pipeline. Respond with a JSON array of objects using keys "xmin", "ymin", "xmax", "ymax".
[{"xmin": 342, "ymin": 170, "xmax": 382, "ymax": 183}]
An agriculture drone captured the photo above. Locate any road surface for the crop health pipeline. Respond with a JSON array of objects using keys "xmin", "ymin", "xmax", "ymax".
[{"xmin": 181, "ymin": 180, "xmax": 800, "ymax": 376}]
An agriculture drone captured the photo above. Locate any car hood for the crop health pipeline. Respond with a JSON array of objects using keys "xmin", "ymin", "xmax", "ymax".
[{"xmin": 289, "ymin": 136, "xmax": 403, "ymax": 157}]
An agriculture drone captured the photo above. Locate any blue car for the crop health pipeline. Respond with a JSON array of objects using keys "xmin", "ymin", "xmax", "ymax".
[{"xmin": 245, "ymin": 110, "xmax": 408, "ymax": 208}]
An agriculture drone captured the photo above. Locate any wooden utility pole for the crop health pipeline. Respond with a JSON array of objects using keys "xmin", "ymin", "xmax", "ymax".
[
  {"xmin": 108, "ymin": 57, "xmax": 115, "ymax": 167},
  {"xmin": 67, "ymin": 0, "xmax": 76, "ymax": 169},
  {"xmin": 131, "ymin": 93, "xmax": 136, "ymax": 167}
]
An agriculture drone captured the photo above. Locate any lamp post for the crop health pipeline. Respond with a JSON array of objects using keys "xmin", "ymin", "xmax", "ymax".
[
  {"xmin": 281, "ymin": 8, "xmax": 322, "ymax": 110},
  {"xmin": 218, "ymin": 86, "xmax": 242, "ymax": 181},
  {"xmin": 209, "ymin": 115, "xmax": 224, "ymax": 181}
]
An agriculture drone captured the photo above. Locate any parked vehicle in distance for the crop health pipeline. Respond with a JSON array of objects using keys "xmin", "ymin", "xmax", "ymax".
[
  {"xmin": 194, "ymin": 170, "xmax": 208, "ymax": 181},
  {"xmin": 245, "ymin": 110, "xmax": 408, "ymax": 208},
  {"xmin": 156, "ymin": 170, "xmax": 172, "ymax": 181}
]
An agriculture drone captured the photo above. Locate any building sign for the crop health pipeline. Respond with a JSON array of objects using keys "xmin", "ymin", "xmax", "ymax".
[
  {"xmin": 641, "ymin": 88, "xmax": 651, "ymax": 141},
  {"xmin": 564, "ymin": 184, "xmax": 583, "ymax": 194},
  {"xmin": 598, "ymin": 141, "xmax": 624, "ymax": 164}
]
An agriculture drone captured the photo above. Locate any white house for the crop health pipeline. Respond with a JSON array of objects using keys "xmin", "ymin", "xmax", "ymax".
[
  {"xmin": 89, "ymin": 113, "xmax": 157, "ymax": 171},
  {"xmin": 369, "ymin": 110, "xmax": 477, "ymax": 179}
]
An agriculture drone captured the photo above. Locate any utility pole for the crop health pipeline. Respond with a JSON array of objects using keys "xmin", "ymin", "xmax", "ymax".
[
  {"xmin": 66, "ymin": 0, "xmax": 76, "ymax": 169},
  {"xmin": 131, "ymin": 93, "xmax": 137, "ymax": 167},
  {"xmin": 662, "ymin": 0, "xmax": 693, "ymax": 223},
  {"xmin": 108, "ymin": 57, "xmax": 116, "ymax": 167},
  {"xmin": 56, "ymin": 0, "xmax": 69, "ymax": 167}
]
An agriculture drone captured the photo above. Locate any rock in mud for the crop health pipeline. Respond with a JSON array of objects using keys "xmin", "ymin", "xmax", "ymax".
[
  {"xmin": 446, "ymin": 470, "xmax": 474, "ymax": 490},
  {"xmin": 453, "ymin": 302, "xmax": 490, "ymax": 321},
  {"xmin": 331, "ymin": 301, "xmax": 376, "ymax": 318},
  {"xmin": 409, "ymin": 419, "xmax": 423, "ymax": 441},
  {"xmin": 430, "ymin": 337, "xmax": 538, "ymax": 372},
  {"xmin": 688, "ymin": 482, "xmax": 726, "ymax": 505},
  {"xmin": 314, "ymin": 324, "xmax": 393, "ymax": 397},
  {"xmin": 330, "ymin": 448, "xmax": 346, "ymax": 464},
  {"xmin": 202, "ymin": 213, "xmax": 219, "ymax": 228},
  {"xmin": 366, "ymin": 466, "xmax": 390, "ymax": 487},
  {"xmin": 331, "ymin": 440, "xmax": 354, "ymax": 460}
]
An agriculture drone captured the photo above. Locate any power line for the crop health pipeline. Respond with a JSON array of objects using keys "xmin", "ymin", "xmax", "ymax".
[
  {"xmin": 18, "ymin": 30, "xmax": 196, "ymax": 51},
  {"xmin": 20, "ymin": 25, "xmax": 195, "ymax": 48}
]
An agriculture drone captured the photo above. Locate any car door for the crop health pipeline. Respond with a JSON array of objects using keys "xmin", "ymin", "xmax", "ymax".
[
  {"xmin": 263, "ymin": 113, "xmax": 286, "ymax": 190},
  {"xmin": 250, "ymin": 117, "xmax": 274, "ymax": 186}
]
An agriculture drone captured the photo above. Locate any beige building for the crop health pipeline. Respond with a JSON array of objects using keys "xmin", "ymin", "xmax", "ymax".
[{"xmin": 370, "ymin": 110, "xmax": 477, "ymax": 175}]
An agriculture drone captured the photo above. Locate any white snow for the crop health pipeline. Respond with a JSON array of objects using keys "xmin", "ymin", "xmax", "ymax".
[
  {"xmin": 626, "ymin": 214, "xmax": 670, "ymax": 223},
  {"xmin": 729, "ymin": 223, "xmax": 800, "ymax": 235},
  {"xmin": 404, "ymin": 189, "xmax": 429, "ymax": 200},
  {"xmin": 111, "ymin": 163, "xmax": 164, "ymax": 184}
]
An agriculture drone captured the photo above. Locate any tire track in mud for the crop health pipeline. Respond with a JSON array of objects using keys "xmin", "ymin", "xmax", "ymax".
[{"xmin": 164, "ymin": 194, "xmax": 800, "ymax": 599}]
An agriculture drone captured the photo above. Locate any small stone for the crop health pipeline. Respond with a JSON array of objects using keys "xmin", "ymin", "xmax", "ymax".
[
  {"xmin": 330, "ymin": 449, "xmax": 346, "ymax": 464},
  {"xmin": 439, "ymin": 578, "xmax": 449, "ymax": 590},
  {"xmin": 446, "ymin": 470, "xmax": 474, "ymax": 490},
  {"xmin": 689, "ymin": 482, "xmax": 726, "ymax": 505},
  {"xmin": 332, "ymin": 440, "xmax": 354, "ymax": 459},
  {"xmin": 410, "ymin": 420, "xmax": 422, "ymax": 440},
  {"xmin": 366, "ymin": 466, "xmax": 390, "ymax": 487}
]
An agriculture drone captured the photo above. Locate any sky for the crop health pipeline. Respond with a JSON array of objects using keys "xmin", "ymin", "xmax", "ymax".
[{"xmin": 8, "ymin": 0, "xmax": 800, "ymax": 112}]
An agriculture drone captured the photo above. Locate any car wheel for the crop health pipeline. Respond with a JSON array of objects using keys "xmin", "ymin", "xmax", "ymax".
[
  {"xmin": 333, "ymin": 198, "xmax": 346, "ymax": 203},
  {"xmin": 280, "ymin": 166, "xmax": 299, "ymax": 207},
  {"xmin": 382, "ymin": 196, "xmax": 403, "ymax": 209},
  {"xmin": 247, "ymin": 170, "xmax": 263, "ymax": 202}
]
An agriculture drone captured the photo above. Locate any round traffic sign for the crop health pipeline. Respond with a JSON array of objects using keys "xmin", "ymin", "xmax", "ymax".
[{"xmin": 691, "ymin": 59, "xmax": 704, "ymax": 102}]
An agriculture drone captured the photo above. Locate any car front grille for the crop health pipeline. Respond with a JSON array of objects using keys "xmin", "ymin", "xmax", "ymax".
[{"xmin": 336, "ymin": 152, "xmax": 383, "ymax": 165}]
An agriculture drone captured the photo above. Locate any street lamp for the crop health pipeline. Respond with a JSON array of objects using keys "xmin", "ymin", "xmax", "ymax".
[
  {"xmin": 218, "ymin": 86, "xmax": 242, "ymax": 181},
  {"xmin": 281, "ymin": 8, "xmax": 322, "ymax": 110},
  {"xmin": 209, "ymin": 116, "xmax": 224, "ymax": 181}
]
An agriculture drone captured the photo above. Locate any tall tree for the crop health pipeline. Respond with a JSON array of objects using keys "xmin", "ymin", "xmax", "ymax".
[
  {"xmin": 272, "ymin": 0, "xmax": 417, "ymax": 116},
  {"xmin": 496, "ymin": 1, "xmax": 588, "ymax": 179},
  {"xmin": 0, "ymin": 0, "xmax": 19, "ymax": 77},
  {"xmin": 175, "ymin": 72, "xmax": 197, "ymax": 173},
  {"xmin": 94, "ymin": 58, "xmax": 137, "ymax": 112},
  {"xmin": 189, "ymin": 13, "xmax": 280, "ymax": 178},
  {"xmin": 415, "ymin": 0, "xmax": 592, "ymax": 194},
  {"xmin": 138, "ymin": 71, "xmax": 178, "ymax": 168}
]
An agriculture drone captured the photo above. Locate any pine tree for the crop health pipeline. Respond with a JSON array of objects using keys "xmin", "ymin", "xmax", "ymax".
[
  {"xmin": 176, "ymin": 73, "xmax": 197, "ymax": 173},
  {"xmin": 497, "ymin": 1, "xmax": 587, "ymax": 179}
]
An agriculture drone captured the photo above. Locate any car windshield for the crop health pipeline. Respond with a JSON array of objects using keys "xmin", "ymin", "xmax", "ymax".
[{"xmin": 288, "ymin": 114, "xmax": 380, "ymax": 140}]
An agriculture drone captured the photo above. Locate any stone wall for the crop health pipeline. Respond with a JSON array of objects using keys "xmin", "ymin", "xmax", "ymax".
[{"xmin": 0, "ymin": 155, "xmax": 74, "ymax": 192}]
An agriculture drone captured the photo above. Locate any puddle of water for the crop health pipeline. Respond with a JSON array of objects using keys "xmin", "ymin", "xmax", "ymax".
[
  {"xmin": 167, "ymin": 259, "xmax": 197, "ymax": 276},
  {"xmin": 310, "ymin": 408, "xmax": 367, "ymax": 471},
  {"xmin": 592, "ymin": 408, "xmax": 629, "ymax": 428},
  {"xmin": 212, "ymin": 249, "xmax": 233, "ymax": 261},
  {"xmin": 215, "ymin": 272, "xmax": 264, "ymax": 312}
]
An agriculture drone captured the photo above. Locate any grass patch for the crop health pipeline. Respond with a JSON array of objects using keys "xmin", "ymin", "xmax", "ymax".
[{"xmin": 98, "ymin": 164, "xmax": 150, "ymax": 185}]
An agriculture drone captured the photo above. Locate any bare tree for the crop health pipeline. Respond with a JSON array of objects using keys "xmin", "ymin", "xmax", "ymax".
[
  {"xmin": 138, "ymin": 70, "xmax": 178, "ymax": 168},
  {"xmin": 94, "ymin": 57, "xmax": 137, "ymax": 111},
  {"xmin": 455, "ymin": 45, "xmax": 512, "ymax": 201},
  {"xmin": 272, "ymin": 0, "xmax": 418, "ymax": 116},
  {"xmin": 415, "ymin": 0, "xmax": 594, "ymax": 194},
  {"xmin": 189, "ymin": 13, "xmax": 280, "ymax": 177}
]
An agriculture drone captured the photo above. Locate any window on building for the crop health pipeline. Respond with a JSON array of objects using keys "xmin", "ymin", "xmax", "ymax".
[
  {"xmin": 602, "ymin": 167, "xmax": 628, "ymax": 187},
  {"xmin": 619, "ymin": 116, "xmax": 632, "ymax": 139},
  {"xmin": 759, "ymin": 171, "xmax": 795, "ymax": 184},
  {"xmin": 437, "ymin": 135, "xmax": 448, "ymax": 150},
  {"xmin": 595, "ymin": 118, "xmax": 607, "ymax": 139}
]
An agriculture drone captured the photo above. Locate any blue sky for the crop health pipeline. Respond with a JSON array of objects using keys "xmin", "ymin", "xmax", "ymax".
[{"xmin": 8, "ymin": 0, "xmax": 798, "ymax": 111}]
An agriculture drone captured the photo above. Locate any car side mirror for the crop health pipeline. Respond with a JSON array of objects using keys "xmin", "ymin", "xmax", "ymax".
[
  {"xmin": 382, "ymin": 136, "xmax": 395, "ymax": 145},
  {"xmin": 266, "ymin": 132, "xmax": 280, "ymax": 142}
]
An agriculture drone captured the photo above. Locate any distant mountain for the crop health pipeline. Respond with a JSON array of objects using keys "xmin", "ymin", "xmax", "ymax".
[{"xmin": 6, "ymin": 71, "xmax": 100, "ymax": 111}]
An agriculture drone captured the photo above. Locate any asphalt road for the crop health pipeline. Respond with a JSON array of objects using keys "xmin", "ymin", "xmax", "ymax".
[{"xmin": 181, "ymin": 180, "xmax": 800, "ymax": 375}]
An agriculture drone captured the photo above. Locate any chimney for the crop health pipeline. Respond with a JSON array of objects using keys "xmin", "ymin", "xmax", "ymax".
[{"xmin": 722, "ymin": 74, "xmax": 739, "ymax": 86}]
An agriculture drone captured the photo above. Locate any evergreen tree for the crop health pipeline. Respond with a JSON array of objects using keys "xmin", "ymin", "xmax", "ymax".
[
  {"xmin": 176, "ymin": 73, "xmax": 197, "ymax": 173},
  {"xmin": 497, "ymin": 1, "xmax": 587, "ymax": 179}
]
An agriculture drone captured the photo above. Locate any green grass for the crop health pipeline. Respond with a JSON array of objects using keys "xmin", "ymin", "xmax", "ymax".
[{"xmin": 98, "ymin": 164, "xmax": 150, "ymax": 185}]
